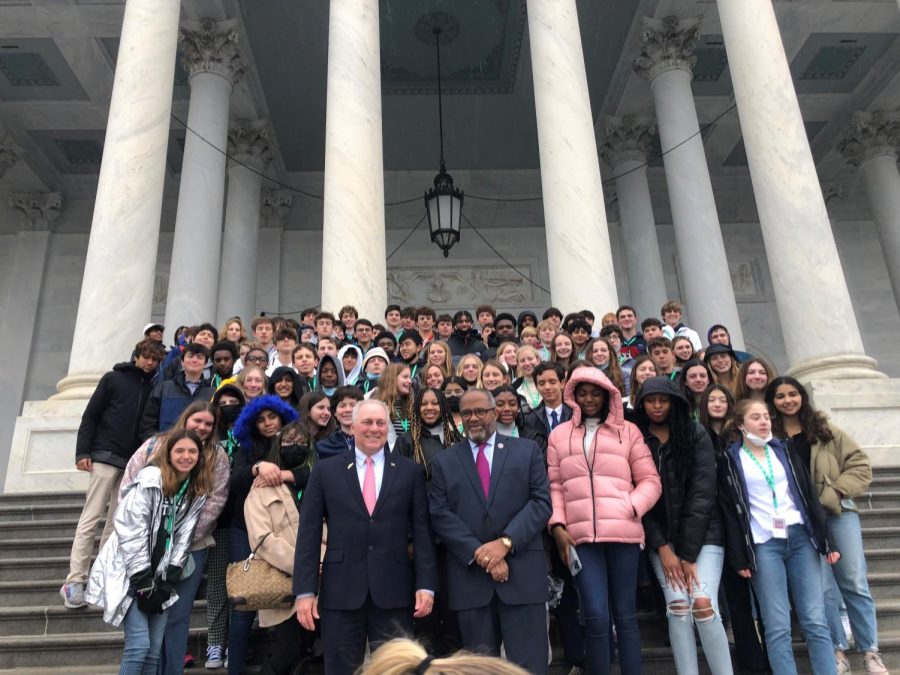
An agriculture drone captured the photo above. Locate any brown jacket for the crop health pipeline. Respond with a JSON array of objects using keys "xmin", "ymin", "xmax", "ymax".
[{"xmin": 811, "ymin": 422, "xmax": 872, "ymax": 516}]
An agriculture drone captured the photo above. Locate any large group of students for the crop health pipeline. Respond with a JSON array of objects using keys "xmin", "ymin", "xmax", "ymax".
[{"xmin": 62, "ymin": 299, "xmax": 888, "ymax": 675}]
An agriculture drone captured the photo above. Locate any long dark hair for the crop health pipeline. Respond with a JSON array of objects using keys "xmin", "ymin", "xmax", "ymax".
[
  {"xmin": 298, "ymin": 391, "xmax": 337, "ymax": 441},
  {"xmin": 635, "ymin": 383, "xmax": 695, "ymax": 477},
  {"xmin": 698, "ymin": 384, "xmax": 736, "ymax": 451},
  {"xmin": 408, "ymin": 388, "xmax": 462, "ymax": 474},
  {"xmin": 765, "ymin": 376, "xmax": 833, "ymax": 444}
]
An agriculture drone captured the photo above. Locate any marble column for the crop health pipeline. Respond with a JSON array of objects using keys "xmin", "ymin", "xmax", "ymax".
[
  {"xmin": 601, "ymin": 115, "xmax": 668, "ymax": 320},
  {"xmin": 216, "ymin": 119, "xmax": 272, "ymax": 325},
  {"xmin": 165, "ymin": 18, "xmax": 243, "ymax": 335},
  {"xmin": 55, "ymin": 0, "xmax": 181, "ymax": 399},
  {"xmin": 320, "ymin": 0, "xmax": 387, "ymax": 320},
  {"xmin": 635, "ymin": 16, "xmax": 744, "ymax": 348},
  {"xmin": 257, "ymin": 189, "xmax": 293, "ymax": 315},
  {"xmin": 717, "ymin": 0, "xmax": 878, "ymax": 379},
  {"xmin": 840, "ymin": 110, "xmax": 900, "ymax": 317},
  {"xmin": 0, "ymin": 193, "xmax": 60, "ymax": 484},
  {"xmin": 527, "ymin": 0, "xmax": 619, "ymax": 314}
]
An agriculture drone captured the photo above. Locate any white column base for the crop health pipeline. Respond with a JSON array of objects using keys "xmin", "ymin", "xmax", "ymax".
[
  {"xmin": 787, "ymin": 354, "xmax": 885, "ymax": 382},
  {"xmin": 805, "ymin": 377, "xmax": 900, "ymax": 468},
  {"xmin": 4, "ymin": 399, "xmax": 89, "ymax": 493}
]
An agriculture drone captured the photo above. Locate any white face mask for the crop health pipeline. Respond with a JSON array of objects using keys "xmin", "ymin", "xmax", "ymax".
[{"xmin": 741, "ymin": 428, "xmax": 773, "ymax": 447}]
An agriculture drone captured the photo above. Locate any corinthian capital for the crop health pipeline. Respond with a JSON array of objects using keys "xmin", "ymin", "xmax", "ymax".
[
  {"xmin": 179, "ymin": 18, "xmax": 245, "ymax": 85},
  {"xmin": 261, "ymin": 189, "xmax": 293, "ymax": 229},
  {"xmin": 601, "ymin": 115, "xmax": 657, "ymax": 167},
  {"xmin": 0, "ymin": 134, "xmax": 22, "ymax": 180},
  {"xmin": 10, "ymin": 191, "xmax": 63, "ymax": 231},
  {"xmin": 228, "ymin": 119, "xmax": 273, "ymax": 172},
  {"xmin": 839, "ymin": 110, "xmax": 900, "ymax": 167},
  {"xmin": 634, "ymin": 15, "xmax": 702, "ymax": 81}
]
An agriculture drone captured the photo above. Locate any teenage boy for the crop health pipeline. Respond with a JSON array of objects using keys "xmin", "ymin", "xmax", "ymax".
[
  {"xmin": 707, "ymin": 324, "xmax": 753, "ymax": 362},
  {"xmin": 647, "ymin": 337, "xmax": 680, "ymax": 379},
  {"xmin": 416, "ymin": 306, "xmax": 437, "ymax": 347},
  {"xmin": 542, "ymin": 307, "xmax": 563, "ymax": 329},
  {"xmin": 143, "ymin": 322, "xmax": 165, "ymax": 344},
  {"xmin": 192, "ymin": 323, "xmax": 218, "ymax": 350},
  {"xmin": 447, "ymin": 310, "xmax": 488, "ymax": 362},
  {"xmin": 568, "ymin": 318, "xmax": 591, "ymax": 359},
  {"xmin": 251, "ymin": 316, "xmax": 275, "ymax": 355},
  {"xmin": 475, "ymin": 304, "xmax": 496, "ymax": 331},
  {"xmin": 315, "ymin": 354, "xmax": 344, "ymax": 396},
  {"xmin": 536, "ymin": 319, "xmax": 557, "ymax": 361},
  {"xmin": 384, "ymin": 304, "xmax": 403, "ymax": 337},
  {"xmin": 61, "ymin": 339, "xmax": 165, "ymax": 609},
  {"xmin": 398, "ymin": 331, "xmax": 425, "ymax": 379},
  {"xmin": 353, "ymin": 319, "xmax": 375, "ymax": 353},
  {"xmin": 436, "ymin": 314, "xmax": 454, "ymax": 341},
  {"xmin": 616, "ymin": 305, "xmax": 645, "ymax": 359},
  {"xmin": 374, "ymin": 331, "xmax": 398, "ymax": 358},
  {"xmin": 300, "ymin": 308, "xmax": 318, "ymax": 326},
  {"xmin": 339, "ymin": 305, "xmax": 359, "ymax": 339},
  {"xmin": 315, "ymin": 386, "xmax": 365, "ymax": 459},
  {"xmin": 267, "ymin": 327, "xmax": 298, "ymax": 375},
  {"xmin": 532, "ymin": 361, "xmax": 571, "ymax": 434},
  {"xmin": 358, "ymin": 347, "xmax": 391, "ymax": 395},
  {"xmin": 139, "ymin": 343, "xmax": 213, "ymax": 440},
  {"xmin": 400, "ymin": 306, "xmax": 417, "ymax": 333},
  {"xmin": 314, "ymin": 312, "xmax": 336, "ymax": 344},
  {"xmin": 641, "ymin": 317, "xmax": 664, "ymax": 341},
  {"xmin": 660, "ymin": 300, "xmax": 702, "ymax": 352},
  {"xmin": 293, "ymin": 343, "xmax": 319, "ymax": 389},
  {"xmin": 161, "ymin": 323, "xmax": 216, "ymax": 382},
  {"xmin": 210, "ymin": 340, "xmax": 238, "ymax": 389},
  {"xmin": 316, "ymin": 336, "xmax": 339, "ymax": 360}
]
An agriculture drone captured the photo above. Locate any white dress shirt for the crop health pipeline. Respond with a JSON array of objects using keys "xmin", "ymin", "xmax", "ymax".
[
  {"xmin": 469, "ymin": 432, "xmax": 497, "ymax": 472},
  {"xmin": 355, "ymin": 447, "xmax": 385, "ymax": 497}
]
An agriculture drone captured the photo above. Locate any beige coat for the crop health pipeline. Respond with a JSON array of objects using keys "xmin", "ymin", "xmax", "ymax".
[{"xmin": 811, "ymin": 422, "xmax": 872, "ymax": 516}]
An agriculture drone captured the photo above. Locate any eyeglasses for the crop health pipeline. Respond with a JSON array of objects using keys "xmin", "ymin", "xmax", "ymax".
[
  {"xmin": 245, "ymin": 355, "xmax": 267, "ymax": 363},
  {"xmin": 459, "ymin": 408, "xmax": 493, "ymax": 420}
]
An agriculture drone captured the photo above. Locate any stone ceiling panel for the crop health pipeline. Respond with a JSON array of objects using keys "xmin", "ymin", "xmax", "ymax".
[
  {"xmin": 790, "ymin": 32, "xmax": 897, "ymax": 94},
  {"xmin": 0, "ymin": 38, "xmax": 89, "ymax": 101}
]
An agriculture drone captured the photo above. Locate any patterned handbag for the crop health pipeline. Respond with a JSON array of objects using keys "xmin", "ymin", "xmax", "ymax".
[{"xmin": 225, "ymin": 533, "xmax": 294, "ymax": 611}]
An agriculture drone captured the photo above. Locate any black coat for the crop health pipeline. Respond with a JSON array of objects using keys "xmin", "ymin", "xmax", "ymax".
[
  {"xmin": 393, "ymin": 428, "xmax": 446, "ymax": 479},
  {"xmin": 75, "ymin": 362, "xmax": 156, "ymax": 469},
  {"xmin": 447, "ymin": 329, "xmax": 488, "ymax": 362},
  {"xmin": 138, "ymin": 372, "xmax": 214, "ymax": 441},
  {"xmin": 293, "ymin": 450, "xmax": 437, "ymax": 611},
  {"xmin": 717, "ymin": 438, "xmax": 833, "ymax": 573},
  {"xmin": 533, "ymin": 402, "xmax": 573, "ymax": 435},
  {"xmin": 642, "ymin": 422, "xmax": 722, "ymax": 562}
]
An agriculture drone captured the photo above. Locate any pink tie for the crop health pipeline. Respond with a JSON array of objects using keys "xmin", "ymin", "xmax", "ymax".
[
  {"xmin": 475, "ymin": 442, "xmax": 490, "ymax": 499},
  {"xmin": 362, "ymin": 456, "xmax": 376, "ymax": 515}
]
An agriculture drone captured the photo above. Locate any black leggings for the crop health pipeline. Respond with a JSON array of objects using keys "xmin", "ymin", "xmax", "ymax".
[{"xmin": 266, "ymin": 617, "xmax": 314, "ymax": 674}]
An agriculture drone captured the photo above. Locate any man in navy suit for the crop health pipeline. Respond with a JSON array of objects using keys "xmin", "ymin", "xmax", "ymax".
[
  {"xmin": 428, "ymin": 389, "xmax": 552, "ymax": 673},
  {"xmin": 294, "ymin": 399, "xmax": 437, "ymax": 674}
]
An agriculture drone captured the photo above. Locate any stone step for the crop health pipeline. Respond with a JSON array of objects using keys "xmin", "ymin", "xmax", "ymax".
[
  {"xmin": 858, "ymin": 491, "xmax": 900, "ymax": 509},
  {"xmin": 0, "ymin": 602, "xmax": 208, "ymax": 637},
  {"xmin": 868, "ymin": 572, "xmax": 900, "ymax": 601},
  {"xmin": 0, "ymin": 536, "xmax": 92, "ymax": 556},
  {"xmin": 858, "ymin": 507, "xmax": 900, "ymax": 528},
  {"xmin": 0, "ymin": 519, "xmax": 78, "ymax": 540},
  {"xmin": 0, "ymin": 503, "xmax": 85, "ymax": 522},
  {"xmin": 870, "ymin": 475, "xmax": 900, "ymax": 491},
  {"xmin": 862, "ymin": 548, "xmax": 900, "ymax": 574},
  {"xmin": 0, "ymin": 557, "xmax": 75, "ymax": 583},
  {"xmin": 0, "ymin": 493, "xmax": 83, "ymax": 507},
  {"xmin": 860, "ymin": 527, "xmax": 900, "ymax": 549}
]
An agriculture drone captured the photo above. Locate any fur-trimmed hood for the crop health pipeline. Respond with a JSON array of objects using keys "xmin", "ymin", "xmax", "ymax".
[{"xmin": 233, "ymin": 394, "xmax": 299, "ymax": 452}]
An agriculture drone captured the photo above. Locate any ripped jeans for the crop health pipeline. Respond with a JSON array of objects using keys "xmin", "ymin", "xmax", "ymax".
[{"xmin": 649, "ymin": 544, "xmax": 733, "ymax": 675}]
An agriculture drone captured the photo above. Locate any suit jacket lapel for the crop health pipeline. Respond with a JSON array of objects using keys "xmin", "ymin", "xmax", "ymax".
[
  {"xmin": 341, "ymin": 451, "xmax": 369, "ymax": 515},
  {"xmin": 455, "ymin": 441, "xmax": 487, "ymax": 507},
  {"xmin": 372, "ymin": 451, "xmax": 398, "ymax": 516},
  {"xmin": 487, "ymin": 435, "xmax": 509, "ymax": 509}
]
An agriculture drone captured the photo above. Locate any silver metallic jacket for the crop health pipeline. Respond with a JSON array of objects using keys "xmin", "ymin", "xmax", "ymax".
[{"xmin": 85, "ymin": 466, "xmax": 206, "ymax": 626}]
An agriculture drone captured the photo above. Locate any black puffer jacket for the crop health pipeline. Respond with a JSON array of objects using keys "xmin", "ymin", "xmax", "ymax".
[
  {"xmin": 447, "ymin": 329, "xmax": 488, "ymax": 361},
  {"xmin": 76, "ymin": 362, "xmax": 156, "ymax": 469},
  {"xmin": 637, "ymin": 378, "xmax": 722, "ymax": 563}
]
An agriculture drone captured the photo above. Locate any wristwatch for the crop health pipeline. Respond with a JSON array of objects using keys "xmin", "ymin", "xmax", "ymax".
[{"xmin": 500, "ymin": 535, "xmax": 513, "ymax": 550}]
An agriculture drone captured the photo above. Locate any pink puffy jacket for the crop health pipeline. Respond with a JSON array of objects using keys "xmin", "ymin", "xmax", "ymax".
[{"xmin": 547, "ymin": 367, "xmax": 661, "ymax": 546}]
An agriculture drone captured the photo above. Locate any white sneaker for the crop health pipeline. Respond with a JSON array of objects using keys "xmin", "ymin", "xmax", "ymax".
[
  {"xmin": 205, "ymin": 645, "xmax": 225, "ymax": 669},
  {"xmin": 865, "ymin": 651, "xmax": 889, "ymax": 675},
  {"xmin": 59, "ymin": 582, "xmax": 87, "ymax": 609}
]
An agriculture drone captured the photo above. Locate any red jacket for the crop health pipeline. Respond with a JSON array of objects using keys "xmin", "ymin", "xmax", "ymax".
[{"xmin": 547, "ymin": 367, "xmax": 661, "ymax": 545}]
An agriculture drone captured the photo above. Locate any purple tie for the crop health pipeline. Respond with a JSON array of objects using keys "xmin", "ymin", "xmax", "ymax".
[{"xmin": 475, "ymin": 442, "xmax": 490, "ymax": 499}]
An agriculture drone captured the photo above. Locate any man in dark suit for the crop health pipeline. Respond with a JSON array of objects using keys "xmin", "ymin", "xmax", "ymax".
[
  {"xmin": 294, "ymin": 399, "xmax": 437, "ymax": 674},
  {"xmin": 428, "ymin": 389, "xmax": 552, "ymax": 673},
  {"xmin": 532, "ymin": 361, "xmax": 572, "ymax": 434}
]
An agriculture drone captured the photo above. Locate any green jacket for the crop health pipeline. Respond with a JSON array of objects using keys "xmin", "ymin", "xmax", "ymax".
[{"xmin": 811, "ymin": 422, "xmax": 872, "ymax": 516}]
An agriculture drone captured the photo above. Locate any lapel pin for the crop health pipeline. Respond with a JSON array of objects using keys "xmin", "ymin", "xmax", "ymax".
[
  {"xmin": 390, "ymin": 462, "xmax": 396, "ymax": 467},
  {"xmin": 498, "ymin": 443, "xmax": 504, "ymax": 449},
  {"xmin": 347, "ymin": 463, "xmax": 353, "ymax": 470}
]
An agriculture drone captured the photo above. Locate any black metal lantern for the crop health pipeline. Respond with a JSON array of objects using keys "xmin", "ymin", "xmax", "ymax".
[{"xmin": 424, "ymin": 25, "xmax": 463, "ymax": 257}]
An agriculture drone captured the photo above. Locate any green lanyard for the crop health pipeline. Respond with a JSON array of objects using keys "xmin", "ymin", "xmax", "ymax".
[
  {"xmin": 742, "ymin": 444, "xmax": 778, "ymax": 509},
  {"xmin": 222, "ymin": 430, "xmax": 237, "ymax": 463},
  {"xmin": 164, "ymin": 480, "xmax": 190, "ymax": 551},
  {"xmin": 410, "ymin": 364, "xmax": 418, "ymax": 380}
]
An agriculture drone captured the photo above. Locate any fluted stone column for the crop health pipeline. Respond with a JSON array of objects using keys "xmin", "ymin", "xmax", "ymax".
[
  {"xmin": 601, "ymin": 115, "xmax": 668, "ymax": 319},
  {"xmin": 320, "ymin": 0, "xmax": 387, "ymax": 320},
  {"xmin": 717, "ymin": 0, "xmax": 878, "ymax": 380},
  {"xmin": 216, "ymin": 120, "xmax": 272, "ymax": 325},
  {"xmin": 257, "ymin": 189, "xmax": 293, "ymax": 315},
  {"xmin": 635, "ymin": 16, "xmax": 744, "ymax": 348},
  {"xmin": 56, "ymin": 0, "xmax": 181, "ymax": 399},
  {"xmin": 165, "ymin": 18, "xmax": 243, "ymax": 335},
  {"xmin": 840, "ymin": 110, "xmax": 900, "ymax": 318},
  {"xmin": 0, "ymin": 193, "xmax": 61, "ymax": 484},
  {"xmin": 528, "ymin": 0, "xmax": 618, "ymax": 313}
]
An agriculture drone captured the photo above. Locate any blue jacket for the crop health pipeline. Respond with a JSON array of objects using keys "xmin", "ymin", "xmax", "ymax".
[
  {"xmin": 139, "ymin": 372, "xmax": 213, "ymax": 441},
  {"xmin": 316, "ymin": 429, "xmax": 354, "ymax": 460}
]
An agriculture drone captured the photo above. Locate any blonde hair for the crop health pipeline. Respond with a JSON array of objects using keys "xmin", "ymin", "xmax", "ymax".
[
  {"xmin": 519, "ymin": 326, "xmax": 538, "ymax": 341},
  {"xmin": 360, "ymin": 638, "xmax": 528, "ymax": 675},
  {"xmin": 236, "ymin": 365, "xmax": 267, "ymax": 400},
  {"xmin": 515, "ymin": 345, "xmax": 542, "ymax": 378},
  {"xmin": 374, "ymin": 363, "xmax": 414, "ymax": 422},
  {"xmin": 425, "ymin": 340, "xmax": 453, "ymax": 377},
  {"xmin": 455, "ymin": 354, "xmax": 484, "ymax": 388},
  {"xmin": 220, "ymin": 316, "xmax": 248, "ymax": 344}
]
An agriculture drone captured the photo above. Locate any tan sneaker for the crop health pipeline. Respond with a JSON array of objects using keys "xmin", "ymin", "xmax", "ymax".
[
  {"xmin": 836, "ymin": 651, "xmax": 852, "ymax": 675},
  {"xmin": 865, "ymin": 651, "xmax": 889, "ymax": 675}
]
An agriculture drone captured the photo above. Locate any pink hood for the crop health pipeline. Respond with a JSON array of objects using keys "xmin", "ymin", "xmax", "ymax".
[{"xmin": 563, "ymin": 367, "xmax": 625, "ymax": 429}]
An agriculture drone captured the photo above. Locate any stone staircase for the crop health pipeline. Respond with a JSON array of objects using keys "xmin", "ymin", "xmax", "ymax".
[{"xmin": 1, "ymin": 470, "xmax": 900, "ymax": 674}]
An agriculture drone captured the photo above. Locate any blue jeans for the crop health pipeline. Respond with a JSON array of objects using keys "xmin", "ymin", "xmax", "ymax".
[
  {"xmin": 649, "ymin": 545, "xmax": 733, "ymax": 675},
  {"xmin": 822, "ymin": 510, "xmax": 879, "ymax": 652},
  {"xmin": 751, "ymin": 525, "xmax": 836, "ymax": 675},
  {"xmin": 227, "ymin": 529, "xmax": 256, "ymax": 675},
  {"xmin": 158, "ymin": 548, "xmax": 208, "ymax": 674},
  {"xmin": 573, "ymin": 542, "xmax": 641, "ymax": 675},
  {"xmin": 120, "ymin": 602, "xmax": 169, "ymax": 675}
]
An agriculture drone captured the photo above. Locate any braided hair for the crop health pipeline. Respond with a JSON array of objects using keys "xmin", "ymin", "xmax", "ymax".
[{"xmin": 408, "ymin": 387, "xmax": 462, "ymax": 475}]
